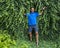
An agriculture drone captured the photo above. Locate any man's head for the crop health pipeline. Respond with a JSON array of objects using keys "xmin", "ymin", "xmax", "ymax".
[{"xmin": 30, "ymin": 7, "xmax": 35, "ymax": 12}]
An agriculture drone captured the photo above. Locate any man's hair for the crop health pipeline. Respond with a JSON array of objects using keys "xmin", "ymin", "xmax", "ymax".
[{"xmin": 30, "ymin": 7, "xmax": 35, "ymax": 9}]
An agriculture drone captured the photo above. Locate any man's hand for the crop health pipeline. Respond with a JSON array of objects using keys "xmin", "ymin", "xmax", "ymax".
[
  {"xmin": 42, "ymin": 6, "xmax": 47, "ymax": 11},
  {"xmin": 24, "ymin": 13, "xmax": 26, "ymax": 17},
  {"xmin": 40, "ymin": 6, "xmax": 47, "ymax": 15}
]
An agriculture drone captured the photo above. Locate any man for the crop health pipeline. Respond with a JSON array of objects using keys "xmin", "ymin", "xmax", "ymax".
[{"xmin": 24, "ymin": 7, "xmax": 46, "ymax": 46}]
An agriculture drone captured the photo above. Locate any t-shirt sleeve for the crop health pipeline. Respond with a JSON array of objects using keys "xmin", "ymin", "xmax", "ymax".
[
  {"xmin": 26, "ymin": 13, "xmax": 29, "ymax": 17},
  {"xmin": 36, "ymin": 12, "xmax": 40, "ymax": 17}
]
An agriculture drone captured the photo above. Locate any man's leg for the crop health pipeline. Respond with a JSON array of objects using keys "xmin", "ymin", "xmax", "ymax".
[
  {"xmin": 29, "ymin": 32, "xmax": 32, "ymax": 41},
  {"xmin": 29, "ymin": 26, "xmax": 32, "ymax": 41},
  {"xmin": 34, "ymin": 25, "xmax": 39, "ymax": 46},
  {"xmin": 35, "ymin": 32, "xmax": 39, "ymax": 45}
]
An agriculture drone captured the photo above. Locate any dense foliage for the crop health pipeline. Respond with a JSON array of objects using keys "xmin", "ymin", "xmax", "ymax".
[
  {"xmin": 0, "ymin": 30, "xmax": 16, "ymax": 48},
  {"xmin": 0, "ymin": 0, "xmax": 60, "ymax": 48}
]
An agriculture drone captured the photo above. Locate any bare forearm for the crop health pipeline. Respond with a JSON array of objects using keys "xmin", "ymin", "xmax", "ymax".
[
  {"xmin": 40, "ymin": 10, "xmax": 44, "ymax": 15},
  {"xmin": 24, "ymin": 14, "xmax": 26, "ymax": 17},
  {"xmin": 40, "ymin": 6, "xmax": 47, "ymax": 15}
]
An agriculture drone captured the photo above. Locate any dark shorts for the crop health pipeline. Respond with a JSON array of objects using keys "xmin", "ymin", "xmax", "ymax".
[{"xmin": 28, "ymin": 25, "xmax": 38, "ymax": 32}]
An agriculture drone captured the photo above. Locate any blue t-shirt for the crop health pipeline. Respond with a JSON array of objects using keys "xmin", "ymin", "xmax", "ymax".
[{"xmin": 26, "ymin": 12, "xmax": 40, "ymax": 25}]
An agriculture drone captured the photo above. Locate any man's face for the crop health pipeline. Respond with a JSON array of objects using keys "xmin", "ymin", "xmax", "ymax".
[{"xmin": 30, "ymin": 8, "xmax": 35, "ymax": 12}]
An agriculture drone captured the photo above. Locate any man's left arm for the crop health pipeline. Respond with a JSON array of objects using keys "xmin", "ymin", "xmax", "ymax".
[{"xmin": 39, "ymin": 6, "xmax": 47, "ymax": 15}]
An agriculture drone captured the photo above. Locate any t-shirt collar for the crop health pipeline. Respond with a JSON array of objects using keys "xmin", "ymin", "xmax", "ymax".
[{"xmin": 30, "ymin": 12, "xmax": 35, "ymax": 14}]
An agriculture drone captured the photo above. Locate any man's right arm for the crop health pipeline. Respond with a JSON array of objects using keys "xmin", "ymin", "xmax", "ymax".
[{"xmin": 24, "ymin": 14, "xmax": 26, "ymax": 17}]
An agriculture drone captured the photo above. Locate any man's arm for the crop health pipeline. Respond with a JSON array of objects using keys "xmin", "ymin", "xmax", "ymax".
[
  {"xmin": 40, "ymin": 10, "xmax": 44, "ymax": 15},
  {"xmin": 24, "ymin": 14, "xmax": 26, "ymax": 17},
  {"xmin": 40, "ymin": 6, "xmax": 47, "ymax": 15}
]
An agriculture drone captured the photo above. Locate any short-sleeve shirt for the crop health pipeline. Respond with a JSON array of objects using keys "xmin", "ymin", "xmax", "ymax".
[{"xmin": 26, "ymin": 12, "xmax": 40, "ymax": 25}]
